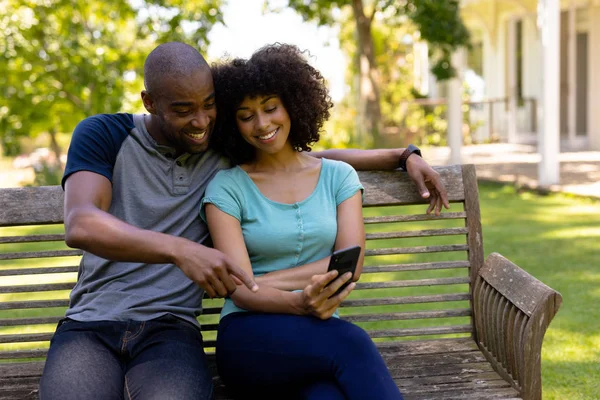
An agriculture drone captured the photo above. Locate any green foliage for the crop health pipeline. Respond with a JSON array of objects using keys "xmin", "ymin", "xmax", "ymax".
[
  {"xmin": 268, "ymin": 0, "xmax": 471, "ymax": 148},
  {"xmin": 0, "ymin": 0, "xmax": 223, "ymax": 156},
  {"xmin": 273, "ymin": 0, "xmax": 469, "ymax": 81},
  {"xmin": 403, "ymin": 0, "xmax": 470, "ymax": 80}
]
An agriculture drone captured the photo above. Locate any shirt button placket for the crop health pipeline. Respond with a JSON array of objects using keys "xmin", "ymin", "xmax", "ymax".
[
  {"xmin": 173, "ymin": 158, "xmax": 189, "ymax": 194},
  {"xmin": 295, "ymin": 204, "xmax": 304, "ymax": 263}
]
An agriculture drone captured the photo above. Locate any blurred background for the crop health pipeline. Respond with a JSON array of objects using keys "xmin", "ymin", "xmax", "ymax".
[
  {"xmin": 2, "ymin": 0, "xmax": 598, "ymax": 194},
  {"xmin": 1, "ymin": 2, "xmax": 599, "ymax": 398}
]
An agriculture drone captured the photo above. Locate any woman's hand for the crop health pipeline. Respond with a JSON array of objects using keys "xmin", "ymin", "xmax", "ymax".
[{"xmin": 298, "ymin": 270, "xmax": 355, "ymax": 320}]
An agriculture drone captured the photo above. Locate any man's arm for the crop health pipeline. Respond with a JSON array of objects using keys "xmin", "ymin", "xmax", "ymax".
[
  {"xmin": 63, "ymin": 171, "xmax": 257, "ymax": 298},
  {"xmin": 311, "ymin": 148, "xmax": 450, "ymax": 215}
]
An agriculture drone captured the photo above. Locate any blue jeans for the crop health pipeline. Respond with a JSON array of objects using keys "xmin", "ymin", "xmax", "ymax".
[
  {"xmin": 39, "ymin": 314, "xmax": 213, "ymax": 400},
  {"xmin": 216, "ymin": 312, "xmax": 403, "ymax": 400}
]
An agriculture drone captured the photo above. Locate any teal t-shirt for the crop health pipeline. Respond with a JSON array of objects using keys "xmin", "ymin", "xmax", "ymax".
[{"xmin": 200, "ymin": 158, "xmax": 364, "ymax": 319}]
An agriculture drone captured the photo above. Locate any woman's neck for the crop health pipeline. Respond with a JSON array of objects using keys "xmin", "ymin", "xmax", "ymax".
[{"xmin": 246, "ymin": 143, "xmax": 314, "ymax": 173}]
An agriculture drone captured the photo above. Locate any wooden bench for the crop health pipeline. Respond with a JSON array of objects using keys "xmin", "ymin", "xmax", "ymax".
[{"xmin": 0, "ymin": 164, "xmax": 561, "ymax": 400}]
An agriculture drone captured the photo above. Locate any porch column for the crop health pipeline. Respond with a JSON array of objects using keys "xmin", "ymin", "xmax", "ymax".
[
  {"xmin": 447, "ymin": 48, "xmax": 464, "ymax": 165},
  {"xmin": 538, "ymin": 0, "xmax": 560, "ymax": 186},
  {"xmin": 567, "ymin": 2, "xmax": 577, "ymax": 142},
  {"xmin": 507, "ymin": 19, "xmax": 518, "ymax": 144},
  {"xmin": 589, "ymin": 5, "xmax": 600, "ymax": 150}
]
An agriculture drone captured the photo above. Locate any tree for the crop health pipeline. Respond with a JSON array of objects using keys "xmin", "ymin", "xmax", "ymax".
[
  {"xmin": 266, "ymin": 0, "xmax": 469, "ymax": 146},
  {"xmin": 0, "ymin": 0, "xmax": 223, "ymax": 162}
]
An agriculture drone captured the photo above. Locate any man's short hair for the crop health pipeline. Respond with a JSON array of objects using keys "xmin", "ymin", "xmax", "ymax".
[{"xmin": 144, "ymin": 42, "xmax": 209, "ymax": 94}]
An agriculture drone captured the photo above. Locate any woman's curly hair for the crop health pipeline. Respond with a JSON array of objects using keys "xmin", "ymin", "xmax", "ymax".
[{"xmin": 210, "ymin": 43, "xmax": 333, "ymax": 165}]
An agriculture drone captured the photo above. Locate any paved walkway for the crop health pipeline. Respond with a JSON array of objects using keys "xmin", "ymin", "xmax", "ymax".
[{"xmin": 425, "ymin": 144, "xmax": 600, "ymax": 199}]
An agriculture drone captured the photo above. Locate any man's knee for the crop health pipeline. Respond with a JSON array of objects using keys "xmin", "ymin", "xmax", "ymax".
[
  {"xmin": 124, "ymin": 364, "xmax": 213, "ymax": 400},
  {"xmin": 40, "ymin": 322, "xmax": 124, "ymax": 399}
]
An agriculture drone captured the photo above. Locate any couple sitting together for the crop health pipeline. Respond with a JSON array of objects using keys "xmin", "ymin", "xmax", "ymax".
[{"xmin": 40, "ymin": 42, "xmax": 448, "ymax": 399}]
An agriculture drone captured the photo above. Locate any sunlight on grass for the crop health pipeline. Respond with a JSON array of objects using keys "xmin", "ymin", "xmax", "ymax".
[
  {"xmin": 544, "ymin": 328, "xmax": 600, "ymax": 362},
  {"xmin": 477, "ymin": 182, "xmax": 600, "ymax": 400},
  {"xmin": 540, "ymin": 226, "xmax": 600, "ymax": 239}
]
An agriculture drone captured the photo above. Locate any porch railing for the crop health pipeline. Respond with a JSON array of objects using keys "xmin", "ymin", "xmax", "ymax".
[{"xmin": 384, "ymin": 97, "xmax": 537, "ymax": 145}]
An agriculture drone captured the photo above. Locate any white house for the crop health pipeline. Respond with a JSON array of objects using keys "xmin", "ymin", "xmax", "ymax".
[{"xmin": 432, "ymin": 0, "xmax": 600, "ymax": 186}]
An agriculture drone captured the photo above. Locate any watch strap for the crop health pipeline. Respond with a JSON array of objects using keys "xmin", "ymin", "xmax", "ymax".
[{"xmin": 398, "ymin": 144, "xmax": 422, "ymax": 171}]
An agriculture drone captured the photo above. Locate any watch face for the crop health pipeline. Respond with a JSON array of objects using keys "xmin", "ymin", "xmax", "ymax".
[{"xmin": 408, "ymin": 144, "xmax": 421, "ymax": 156}]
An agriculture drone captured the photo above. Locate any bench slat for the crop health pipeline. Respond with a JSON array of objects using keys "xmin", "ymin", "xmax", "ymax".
[
  {"xmin": 366, "ymin": 227, "xmax": 468, "ymax": 240},
  {"xmin": 0, "ymin": 186, "xmax": 64, "ymax": 227},
  {"xmin": 0, "ymin": 333, "xmax": 54, "ymax": 344},
  {"xmin": 360, "ymin": 166, "xmax": 465, "ymax": 207},
  {"xmin": 0, "ymin": 235, "xmax": 65, "ymax": 244},
  {"xmin": 355, "ymin": 277, "xmax": 470, "ymax": 290},
  {"xmin": 363, "ymin": 260, "xmax": 470, "ymax": 273},
  {"xmin": 375, "ymin": 337, "xmax": 477, "ymax": 354},
  {"xmin": 0, "ymin": 250, "xmax": 82, "ymax": 260},
  {"xmin": 405, "ymin": 388, "xmax": 520, "ymax": 400},
  {"xmin": 368, "ymin": 324, "xmax": 472, "ymax": 338},
  {"xmin": 0, "ymin": 266, "xmax": 78, "ymax": 277},
  {"xmin": 0, "ymin": 350, "xmax": 48, "ymax": 360},
  {"xmin": 0, "ymin": 283, "xmax": 74, "ymax": 294},
  {"xmin": 2, "ymin": 245, "xmax": 468, "ymax": 260},
  {"xmin": 366, "ymin": 244, "xmax": 469, "ymax": 256},
  {"xmin": 363, "ymin": 212, "xmax": 467, "ymax": 224},
  {"xmin": 342, "ymin": 308, "xmax": 471, "ymax": 322},
  {"xmin": 0, "ymin": 316, "xmax": 61, "ymax": 327},
  {"xmin": 395, "ymin": 370, "xmax": 509, "ymax": 386},
  {"xmin": 382, "ymin": 350, "xmax": 487, "ymax": 366},
  {"xmin": 340, "ymin": 293, "xmax": 471, "ymax": 307},
  {"xmin": 389, "ymin": 361, "xmax": 494, "ymax": 378},
  {"xmin": 0, "ymin": 300, "xmax": 70, "ymax": 310}
]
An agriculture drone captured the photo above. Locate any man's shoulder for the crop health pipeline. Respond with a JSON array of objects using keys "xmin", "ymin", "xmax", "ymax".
[{"xmin": 75, "ymin": 113, "xmax": 134, "ymax": 135}]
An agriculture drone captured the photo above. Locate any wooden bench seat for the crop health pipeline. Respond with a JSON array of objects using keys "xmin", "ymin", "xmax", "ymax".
[{"xmin": 0, "ymin": 165, "xmax": 561, "ymax": 400}]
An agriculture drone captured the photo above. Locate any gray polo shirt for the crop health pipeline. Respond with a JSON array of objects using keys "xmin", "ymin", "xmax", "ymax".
[{"xmin": 62, "ymin": 113, "xmax": 230, "ymax": 326}]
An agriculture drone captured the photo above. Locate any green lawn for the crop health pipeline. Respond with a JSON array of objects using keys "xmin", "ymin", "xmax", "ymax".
[
  {"xmin": 476, "ymin": 182, "xmax": 600, "ymax": 400},
  {"xmin": 1, "ymin": 181, "xmax": 598, "ymax": 398}
]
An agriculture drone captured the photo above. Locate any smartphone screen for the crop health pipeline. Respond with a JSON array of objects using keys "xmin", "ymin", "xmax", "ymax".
[{"xmin": 326, "ymin": 245, "xmax": 361, "ymax": 297}]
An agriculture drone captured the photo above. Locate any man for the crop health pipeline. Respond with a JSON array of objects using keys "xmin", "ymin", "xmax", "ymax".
[{"xmin": 39, "ymin": 42, "xmax": 448, "ymax": 399}]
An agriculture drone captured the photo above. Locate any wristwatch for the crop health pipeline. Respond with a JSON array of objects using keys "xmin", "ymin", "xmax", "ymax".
[{"xmin": 398, "ymin": 144, "xmax": 422, "ymax": 171}]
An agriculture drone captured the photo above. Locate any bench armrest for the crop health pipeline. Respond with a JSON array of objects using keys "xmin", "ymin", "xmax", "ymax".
[{"xmin": 472, "ymin": 252, "xmax": 562, "ymax": 400}]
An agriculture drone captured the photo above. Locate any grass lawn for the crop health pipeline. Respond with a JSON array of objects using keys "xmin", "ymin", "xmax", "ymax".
[
  {"xmin": 1, "ymin": 181, "xmax": 598, "ymax": 398},
  {"xmin": 476, "ymin": 182, "xmax": 600, "ymax": 400}
]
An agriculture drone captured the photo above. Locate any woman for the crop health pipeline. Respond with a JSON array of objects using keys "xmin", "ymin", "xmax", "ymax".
[{"xmin": 201, "ymin": 44, "xmax": 402, "ymax": 399}]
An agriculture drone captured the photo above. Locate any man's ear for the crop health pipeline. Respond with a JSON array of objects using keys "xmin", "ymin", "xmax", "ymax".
[{"xmin": 141, "ymin": 90, "xmax": 156, "ymax": 114}]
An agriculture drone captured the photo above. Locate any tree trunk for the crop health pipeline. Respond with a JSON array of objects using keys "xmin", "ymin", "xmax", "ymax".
[
  {"xmin": 48, "ymin": 128, "xmax": 63, "ymax": 170},
  {"xmin": 351, "ymin": 0, "xmax": 382, "ymax": 147}
]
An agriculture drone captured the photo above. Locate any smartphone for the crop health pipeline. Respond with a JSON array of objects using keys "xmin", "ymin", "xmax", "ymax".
[{"xmin": 326, "ymin": 245, "xmax": 362, "ymax": 297}]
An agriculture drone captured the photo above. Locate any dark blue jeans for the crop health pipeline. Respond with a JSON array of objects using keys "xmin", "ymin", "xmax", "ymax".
[
  {"xmin": 216, "ymin": 312, "xmax": 403, "ymax": 400},
  {"xmin": 39, "ymin": 314, "xmax": 212, "ymax": 400}
]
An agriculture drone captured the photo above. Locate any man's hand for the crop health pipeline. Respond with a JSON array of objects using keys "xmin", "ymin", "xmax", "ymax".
[
  {"xmin": 406, "ymin": 155, "xmax": 450, "ymax": 215},
  {"xmin": 173, "ymin": 240, "xmax": 258, "ymax": 298},
  {"xmin": 299, "ymin": 270, "xmax": 355, "ymax": 319}
]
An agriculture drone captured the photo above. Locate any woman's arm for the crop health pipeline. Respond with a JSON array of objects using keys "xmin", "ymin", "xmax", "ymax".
[
  {"xmin": 205, "ymin": 204, "xmax": 353, "ymax": 317},
  {"xmin": 255, "ymin": 191, "xmax": 365, "ymax": 290}
]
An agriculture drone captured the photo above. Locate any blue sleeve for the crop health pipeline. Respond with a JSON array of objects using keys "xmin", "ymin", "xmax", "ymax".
[
  {"xmin": 61, "ymin": 113, "xmax": 133, "ymax": 189},
  {"xmin": 200, "ymin": 171, "xmax": 244, "ymax": 222},
  {"xmin": 335, "ymin": 162, "xmax": 364, "ymax": 206}
]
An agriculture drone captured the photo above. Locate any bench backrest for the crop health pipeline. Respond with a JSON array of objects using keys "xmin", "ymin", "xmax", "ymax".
[{"xmin": 0, "ymin": 164, "xmax": 483, "ymax": 362}]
